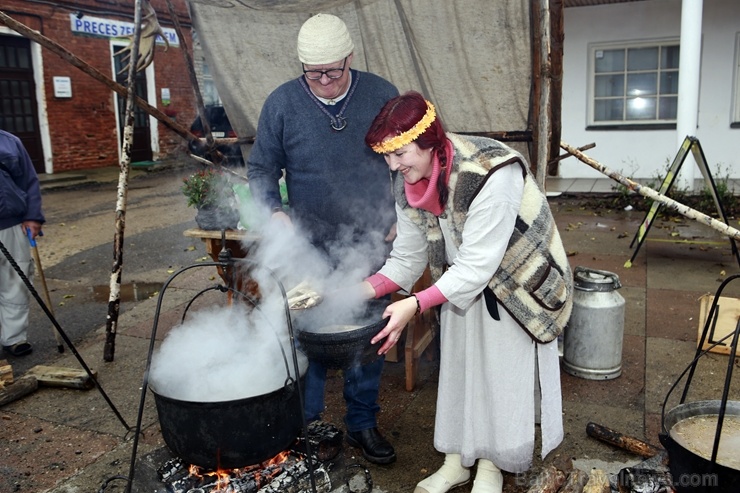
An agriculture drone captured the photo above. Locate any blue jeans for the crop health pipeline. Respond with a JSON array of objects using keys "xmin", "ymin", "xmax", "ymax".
[{"xmin": 303, "ymin": 356, "xmax": 384, "ymax": 433}]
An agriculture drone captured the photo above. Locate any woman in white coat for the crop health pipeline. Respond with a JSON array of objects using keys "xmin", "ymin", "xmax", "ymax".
[{"xmin": 358, "ymin": 91, "xmax": 573, "ymax": 493}]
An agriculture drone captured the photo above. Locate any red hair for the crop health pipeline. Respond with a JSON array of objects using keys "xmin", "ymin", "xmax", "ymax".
[
  {"xmin": 366, "ymin": 90, "xmax": 449, "ymax": 207},
  {"xmin": 365, "ymin": 91, "xmax": 446, "ymax": 152}
]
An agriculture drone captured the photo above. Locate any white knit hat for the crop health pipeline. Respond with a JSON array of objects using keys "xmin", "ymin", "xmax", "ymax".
[{"xmin": 297, "ymin": 13, "xmax": 354, "ymax": 65}]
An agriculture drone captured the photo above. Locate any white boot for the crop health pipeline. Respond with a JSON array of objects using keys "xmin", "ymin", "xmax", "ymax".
[
  {"xmin": 414, "ymin": 453, "xmax": 471, "ymax": 493},
  {"xmin": 471, "ymin": 459, "xmax": 503, "ymax": 493}
]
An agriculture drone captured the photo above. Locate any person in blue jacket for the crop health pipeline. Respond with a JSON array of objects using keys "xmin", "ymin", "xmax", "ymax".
[
  {"xmin": 247, "ymin": 13, "xmax": 399, "ymax": 464},
  {"xmin": 0, "ymin": 129, "xmax": 45, "ymax": 357}
]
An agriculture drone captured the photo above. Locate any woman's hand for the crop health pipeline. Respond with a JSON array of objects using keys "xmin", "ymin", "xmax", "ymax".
[{"xmin": 371, "ymin": 296, "xmax": 418, "ymax": 355}]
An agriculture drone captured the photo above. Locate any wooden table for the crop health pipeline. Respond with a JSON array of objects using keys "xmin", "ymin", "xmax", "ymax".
[
  {"xmin": 183, "ymin": 227, "xmax": 437, "ymax": 391},
  {"xmin": 183, "ymin": 228, "xmax": 261, "ymax": 298}
]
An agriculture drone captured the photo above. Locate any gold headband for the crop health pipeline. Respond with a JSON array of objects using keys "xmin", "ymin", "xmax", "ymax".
[{"xmin": 371, "ymin": 100, "xmax": 436, "ymax": 154}]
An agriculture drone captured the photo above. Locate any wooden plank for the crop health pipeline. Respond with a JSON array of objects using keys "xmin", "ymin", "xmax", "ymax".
[
  {"xmin": 24, "ymin": 365, "xmax": 97, "ymax": 390},
  {"xmin": 183, "ymin": 227, "xmax": 259, "ymax": 242},
  {"xmin": 698, "ymin": 295, "xmax": 740, "ymax": 356},
  {"xmin": 0, "ymin": 375, "xmax": 38, "ymax": 406}
]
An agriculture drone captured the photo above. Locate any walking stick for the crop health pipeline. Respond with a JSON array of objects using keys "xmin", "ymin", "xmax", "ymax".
[{"xmin": 27, "ymin": 230, "xmax": 64, "ymax": 353}]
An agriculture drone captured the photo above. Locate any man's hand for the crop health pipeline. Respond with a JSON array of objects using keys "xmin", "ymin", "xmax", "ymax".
[
  {"xmin": 271, "ymin": 210, "xmax": 293, "ymax": 230},
  {"xmin": 22, "ymin": 220, "xmax": 42, "ymax": 240}
]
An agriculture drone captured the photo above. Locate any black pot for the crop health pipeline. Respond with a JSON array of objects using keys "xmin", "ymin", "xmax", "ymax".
[
  {"xmin": 293, "ymin": 299, "xmax": 390, "ymax": 369},
  {"xmin": 195, "ymin": 206, "xmax": 240, "ymax": 230},
  {"xmin": 659, "ymin": 400, "xmax": 740, "ymax": 493},
  {"xmin": 150, "ymin": 360, "xmax": 307, "ymax": 471}
]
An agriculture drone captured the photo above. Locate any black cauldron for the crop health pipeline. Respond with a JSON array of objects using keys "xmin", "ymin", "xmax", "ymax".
[
  {"xmin": 659, "ymin": 400, "xmax": 740, "ymax": 493},
  {"xmin": 293, "ymin": 299, "xmax": 390, "ymax": 369},
  {"xmin": 150, "ymin": 358, "xmax": 307, "ymax": 471}
]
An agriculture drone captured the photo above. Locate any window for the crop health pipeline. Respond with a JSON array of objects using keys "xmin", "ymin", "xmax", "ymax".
[
  {"xmin": 589, "ymin": 40, "xmax": 680, "ymax": 126},
  {"xmin": 192, "ymin": 30, "xmax": 222, "ymax": 107},
  {"xmin": 200, "ymin": 61, "xmax": 222, "ymax": 107}
]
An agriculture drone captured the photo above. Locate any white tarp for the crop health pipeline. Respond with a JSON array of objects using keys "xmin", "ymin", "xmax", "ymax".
[{"xmin": 187, "ymin": 0, "xmax": 531, "ymax": 157}]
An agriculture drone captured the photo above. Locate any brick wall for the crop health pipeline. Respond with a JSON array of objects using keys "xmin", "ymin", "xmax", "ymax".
[{"xmin": 1, "ymin": 0, "xmax": 196, "ymax": 172}]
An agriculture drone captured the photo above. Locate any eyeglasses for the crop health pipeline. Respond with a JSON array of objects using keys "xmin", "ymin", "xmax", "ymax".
[{"xmin": 302, "ymin": 57, "xmax": 347, "ymax": 80}]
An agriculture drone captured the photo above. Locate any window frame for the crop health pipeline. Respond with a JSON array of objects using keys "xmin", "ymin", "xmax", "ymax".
[{"xmin": 587, "ymin": 38, "xmax": 680, "ymax": 128}]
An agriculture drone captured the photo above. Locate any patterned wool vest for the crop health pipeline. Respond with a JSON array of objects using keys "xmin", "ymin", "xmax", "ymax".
[{"xmin": 395, "ymin": 133, "xmax": 573, "ymax": 343}]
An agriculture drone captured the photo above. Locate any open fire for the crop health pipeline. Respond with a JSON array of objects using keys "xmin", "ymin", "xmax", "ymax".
[{"xmin": 156, "ymin": 421, "xmax": 346, "ymax": 493}]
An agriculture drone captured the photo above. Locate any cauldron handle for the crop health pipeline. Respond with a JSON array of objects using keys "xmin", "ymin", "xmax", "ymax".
[{"xmin": 177, "ymin": 282, "xmax": 295, "ymax": 384}]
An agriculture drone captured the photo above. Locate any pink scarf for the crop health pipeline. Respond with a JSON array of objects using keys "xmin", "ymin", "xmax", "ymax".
[{"xmin": 404, "ymin": 139, "xmax": 453, "ymax": 216}]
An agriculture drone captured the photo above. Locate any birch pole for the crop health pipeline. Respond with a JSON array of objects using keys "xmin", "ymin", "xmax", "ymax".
[
  {"xmin": 535, "ymin": 0, "xmax": 552, "ymax": 188},
  {"xmin": 104, "ymin": 0, "xmax": 144, "ymax": 362},
  {"xmin": 560, "ymin": 141, "xmax": 740, "ymax": 241}
]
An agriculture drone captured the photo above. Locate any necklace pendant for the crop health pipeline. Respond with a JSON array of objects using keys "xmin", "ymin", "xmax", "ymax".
[{"xmin": 331, "ymin": 116, "xmax": 347, "ymax": 131}]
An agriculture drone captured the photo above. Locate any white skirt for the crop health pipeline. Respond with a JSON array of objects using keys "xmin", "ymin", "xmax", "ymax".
[{"xmin": 433, "ymin": 292, "xmax": 563, "ymax": 472}]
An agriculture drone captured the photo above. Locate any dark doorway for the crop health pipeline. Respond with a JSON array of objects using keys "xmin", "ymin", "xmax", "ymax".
[
  {"xmin": 0, "ymin": 35, "xmax": 44, "ymax": 174},
  {"xmin": 113, "ymin": 47, "xmax": 153, "ymax": 163}
]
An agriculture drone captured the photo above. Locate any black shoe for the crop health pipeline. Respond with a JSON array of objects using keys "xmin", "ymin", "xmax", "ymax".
[
  {"xmin": 2, "ymin": 342, "xmax": 32, "ymax": 357},
  {"xmin": 345, "ymin": 428, "xmax": 396, "ymax": 464}
]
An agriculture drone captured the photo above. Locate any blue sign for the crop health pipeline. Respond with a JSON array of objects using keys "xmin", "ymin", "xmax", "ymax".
[{"xmin": 69, "ymin": 13, "xmax": 179, "ymax": 46}]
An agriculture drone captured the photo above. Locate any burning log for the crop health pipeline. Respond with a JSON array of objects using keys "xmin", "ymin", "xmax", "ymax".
[
  {"xmin": 157, "ymin": 457, "xmax": 186, "ymax": 483},
  {"xmin": 163, "ymin": 458, "xmax": 331, "ymax": 493},
  {"xmin": 296, "ymin": 420, "xmax": 344, "ymax": 462},
  {"xmin": 258, "ymin": 462, "xmax": 331, "ymax": 493}
]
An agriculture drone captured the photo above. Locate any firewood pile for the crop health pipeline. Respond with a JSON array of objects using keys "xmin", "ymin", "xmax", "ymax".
[
  {"xmin": 526, "ymin": 422, "xmax": 675, "ymax": 493},
  {"xmin": 0, "ymin": 359, "xmax": 95, "ymax": 406},
  {"xmin": 528, "ymin": 455, "xmax": 673, "ymax": 493}
]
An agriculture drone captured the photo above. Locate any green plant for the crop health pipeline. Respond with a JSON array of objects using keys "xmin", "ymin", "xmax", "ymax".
[
  {"xmin": 181, "ymin": 168, "xmax": 232, "ymax": 209},
  {"xmin": 697, "ymin": 164, "xmax": 738, "ymax": 217}
]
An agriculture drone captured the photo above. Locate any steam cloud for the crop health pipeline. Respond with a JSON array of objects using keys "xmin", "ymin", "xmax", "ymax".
[
  {"xmin": 149, "ymin": 303, "xmax": 307, "ymax": 402},
  {"xmin": 149, "ymin": 178, "xmax": 392, "ymax": 402}
]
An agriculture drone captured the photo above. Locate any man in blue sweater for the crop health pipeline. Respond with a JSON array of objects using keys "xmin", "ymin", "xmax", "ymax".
[
  {"xmin": 0, "ymin": 130, "xmax": 45, "ymax": 357},
  {"xmin": 247, "ymin": 13, "xmax": 398, "ymax": 464}
]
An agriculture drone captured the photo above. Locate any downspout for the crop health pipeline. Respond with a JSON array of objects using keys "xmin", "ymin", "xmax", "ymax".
[{"xmin": 675, "ymin": 0, "xmax": 702, "ymax": 191}]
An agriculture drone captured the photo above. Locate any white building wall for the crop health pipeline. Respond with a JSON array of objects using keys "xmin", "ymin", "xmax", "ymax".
[{"xmin": 560, "ymin": 0, "xmax": 740, "ymax": 181}]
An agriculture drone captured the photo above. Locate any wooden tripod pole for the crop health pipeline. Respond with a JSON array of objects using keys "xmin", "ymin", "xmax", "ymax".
[
  {"xmin": 560, "ymin": 140, "xmax": 740, "ymax": 241},
  {"xmin": 27, "ymin": 231, "xmax": 64, "ymax": 352}
]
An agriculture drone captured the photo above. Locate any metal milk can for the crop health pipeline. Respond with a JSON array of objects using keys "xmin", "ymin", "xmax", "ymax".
[{"xmin": 563, "ymin": 266, "xmax": 625, "ymax": 380}]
